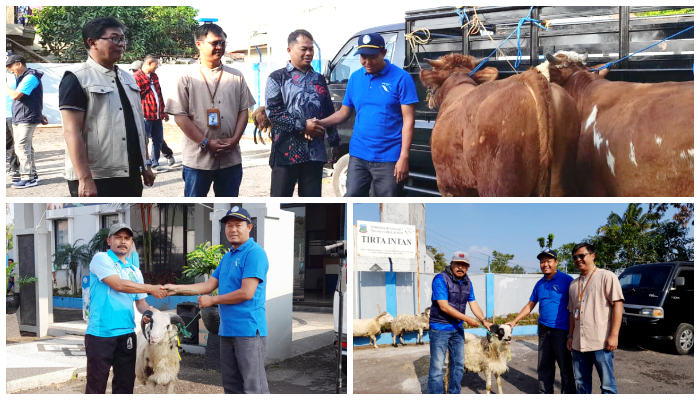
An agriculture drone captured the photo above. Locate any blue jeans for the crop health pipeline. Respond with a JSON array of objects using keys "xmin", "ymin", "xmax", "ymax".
[
  {"xmin": 428, "ymin": 328, "xmax": 465, "ymax": 394},
  {"xmin": 182, "ymin": 164, "xmax": 243, "ymax": 197},
  {"xmin": 572, "ymin": 349, "xmax": 617, "ymax": 394},
  {"xmin": 144, "ymin": 120, "xmax": 173, "ymax": 166},
  {"xmin": 345, "ymin": 156, "xmax": 404, "ymax": 197}
]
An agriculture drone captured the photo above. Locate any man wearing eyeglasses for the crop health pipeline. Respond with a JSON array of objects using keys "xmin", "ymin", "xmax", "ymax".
[
  {"xmin": 427, "ymin": 251, "xmax": 489, "ymax": 394},
  {"xmin": 505, "ymin": 249, "xmax": 575, "ymax": 394},
  {"xmin": 566, "ymin": 243, "xmax": 624, "ymax": 394},
  {"xmin": 59, "ymin": 17, "xmax": 155, "ymax": 197},
  {"xmin": 165, "ymin": 23, "xmax": 255, "ymax": 197},
  {"xmin": 84, "ymin": 223, "xmax": 168, "ymax": 393}
]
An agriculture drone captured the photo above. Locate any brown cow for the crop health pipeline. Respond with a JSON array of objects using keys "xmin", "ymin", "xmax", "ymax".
[
  {"xmin": 541, "ymin": 51, "xmax": 694, "ymax": 196},
  {"xmin": 251, "ymin": 106, "xmax": 271, "ymax": 145},
  {"xmin": 419, "ymin": 54, "xmax": 580, "ymax": 197}
]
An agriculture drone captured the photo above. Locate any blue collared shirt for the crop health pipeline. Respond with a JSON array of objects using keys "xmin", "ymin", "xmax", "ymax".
[
  {"xmin": 342, "ymin": 61, "xmax": 418, "ymax": 162},
  {"xmin": 86, "ymin": 249, "xmax": 147, "ymax": 337},
  {"xmin": 212, "ymin": 238, "xmax": 268, "ymax": 337},
  {"xmin": 6, "ymin": 73, "xmax": 16, "ymax": 118},
  {"xmin": 529, "ymin": 271, "xmax": 574, "ymax": 330},
  {"xmin": 430, "ymin": 274, "xmax": 475, "ymax": 331}
]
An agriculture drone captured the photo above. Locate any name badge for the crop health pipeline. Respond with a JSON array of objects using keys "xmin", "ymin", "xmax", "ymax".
[
  {"xmin": 207, "ymin": 108, "xmax": 220, "ymax": 127},
  {"xmin": 574, "ymin": 306, "xmax": 581, "ymax": 320}
]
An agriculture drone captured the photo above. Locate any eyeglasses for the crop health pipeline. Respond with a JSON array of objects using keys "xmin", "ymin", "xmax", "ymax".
[
  {"xmin": 99, "ymin": 36, "xmax": 128, "ymax": 45},
  {"xmin": 572, "ymin": 253, "xmax": 593, "ymax": 261},
  {"xmin": 453, "ymin": 264, "xmax": 469, "ymax": 270},
  {"xmin": 202, "ymin": 40, "xmax": 226, "ymax": 48}
]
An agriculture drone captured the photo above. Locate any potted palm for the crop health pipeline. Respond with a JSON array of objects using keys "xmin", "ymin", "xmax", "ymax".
[
  {"xmin": 6, "ymin": 261, "xmax": 39, "ymax": 314},
  {"xmin": 53, "ymin": 239, "xmax": 91, "ymax": 296},
  {"xmin": 182, "ymin": 242, "xmax": 225, "ymax": 333}
]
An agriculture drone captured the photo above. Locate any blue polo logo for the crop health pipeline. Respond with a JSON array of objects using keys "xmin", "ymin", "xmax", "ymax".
[
  {"xmin": 359, "ymin": 224, "xmax": 367, "ymax": 233},
  {"xmin": 553, "ymin": 285, "xmax": 559, "ymax": 291}
]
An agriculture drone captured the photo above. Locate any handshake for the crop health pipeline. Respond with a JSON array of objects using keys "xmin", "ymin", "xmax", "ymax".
[{"xmin": 304, "ymin": 118, "xmax": 326, "ymax": 141}]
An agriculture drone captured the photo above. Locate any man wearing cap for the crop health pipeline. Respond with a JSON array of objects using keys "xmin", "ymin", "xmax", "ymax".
[
  {"xmin": 129, "ymin": 60, "xmax": 143, "ymax": 73},
  {"xmin": 59, "ymin": 17, "xmax": 155, "ymax": 197},
  {"xmin": 163, "ymin": 206, "xmax": 270, "ymax": 393},
  {"xmin": 567, "ymin": 243, "xmax": 624, "ymax": 394},
  {"xmin": 428, "ymin": 251, "xmax": 491, "ymax": 394},
  {"xmin": 5, "ymin": 59, "xmax": 19, "ymax": 178},
  {"xmin": 317, "ymin": 32, "xmax": 418, "ymax": 197},
  {"xmin": 133, "ymin": 54, "xmax": 176, "ymax": 172},
  {"xmin": 506, "ymin": 249, "xmax": 575, "ymax": 394},
  {"xmin": 84, "ymin": 223, "xmax": 168, "ymax": 394},
  {"xmin": 5, "ymin": 54, "xmax": 44, "ymax": 188}
]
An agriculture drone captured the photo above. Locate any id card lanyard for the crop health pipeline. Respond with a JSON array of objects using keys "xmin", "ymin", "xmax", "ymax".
[
  {"xmin": 575, "ymin": 267, "xmax": 597, "ymax": 320},
  {"xmin": 199, "ymin": 67, "xmax": 223, "ymax": 127}
]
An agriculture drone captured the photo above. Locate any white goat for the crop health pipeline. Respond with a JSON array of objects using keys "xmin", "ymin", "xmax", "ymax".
[
  {"xmin": 444, "ymin": 324, "xmax": 513, "ymax": 394},
  {"xmin": 391, "ymin": 308, "xmax": 431, "ymax": 347},
  {"xmin": 353, "ymin": 311, "xmax": 394, "ymax": 348},
  {"xmin": 135, "ymin": 310, "xmax": 185, "ymax": 393}
]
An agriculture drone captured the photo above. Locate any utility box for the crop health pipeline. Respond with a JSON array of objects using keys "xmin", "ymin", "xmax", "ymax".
[{"xmin": 176, "ymin": 302, "xmax": 200, "ymax": 345}]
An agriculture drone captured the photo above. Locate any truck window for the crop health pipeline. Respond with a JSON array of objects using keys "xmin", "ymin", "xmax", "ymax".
[
  {"xmin": 618, "ymin": 264, "xmax": 673, "ymax": 291},
  {"xmin": 329, "ymin": 33, "xmax": 398, "ymax": 85},
  {"xmin": 675, "ymin": 269, "xmax": 693, "ymax": 291}
]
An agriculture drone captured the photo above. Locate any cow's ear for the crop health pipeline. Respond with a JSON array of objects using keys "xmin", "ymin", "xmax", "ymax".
[
  {"xmin": 419, "ymin": 69, "xmax": 440, "ymax": 88},
  {"xmin": 472, "ymin": 67, "xmax": 498, "ymax": 84}
]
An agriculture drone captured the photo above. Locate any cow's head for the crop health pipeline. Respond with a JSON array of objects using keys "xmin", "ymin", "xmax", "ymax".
[
  {"xmin": 419, "ymin": 54, "xmax": 498, "ymax": 109},
  {"xmin": 541, "ymin": 51, "xmax": 593, "ymax": 86},
  {"xmin": 141, "ymin": 310, "xmax": 183, "ymax": 345},
  {"xmin": 486, "ymin": 324, "xmax": 512, "ymax": 345}
]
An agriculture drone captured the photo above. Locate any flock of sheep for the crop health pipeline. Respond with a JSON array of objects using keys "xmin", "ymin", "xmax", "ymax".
[{"xmin": 353, "ymin": 308, "xmax": 431, "ymax": 349}]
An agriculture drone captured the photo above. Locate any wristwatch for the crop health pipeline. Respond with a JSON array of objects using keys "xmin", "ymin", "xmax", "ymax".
[
  {"xmin": 567, "ymin": 334, "xmax": 573, "ymax": 338},
  {"xmin": 145, "ymin": 160, "xmax": 152, "ymax": 167},
  {"xmin": 199, "ymin": 138, "xmax": 210, "ymax": 151}
]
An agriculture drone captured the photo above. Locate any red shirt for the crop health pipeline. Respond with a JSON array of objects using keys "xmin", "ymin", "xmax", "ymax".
[{"xmin": 133, "ymin": 69, "xmax": 165, "ymax": 121}]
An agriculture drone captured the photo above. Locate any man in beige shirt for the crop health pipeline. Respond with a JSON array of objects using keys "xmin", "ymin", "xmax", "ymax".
[
  {"xmin": 566, "ymin": 243, "xmax": 624, "ymax": 394},
  {"xmin": 165, "ymin": 23, "xmax": 255, "ymax": 197}
]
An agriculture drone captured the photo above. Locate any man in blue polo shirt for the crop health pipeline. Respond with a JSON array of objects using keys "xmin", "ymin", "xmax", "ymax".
[
  {"xmin": 428, "ymin": 251, "xmax": 490, "ymax": 394},
  {"xmin": 317, "ymin": 32, "xmax": 418, "ymax": 197},
  {"xmin": 84, "ymin": 223, "xmax": 168, "ymax": 394},
  {"xmin": 163, "ymin": 206, "xmax": 270, "ymax": 393},
  {"xmin": 506, "ymin": 249, "xmax": 575, "ymax": 394}
]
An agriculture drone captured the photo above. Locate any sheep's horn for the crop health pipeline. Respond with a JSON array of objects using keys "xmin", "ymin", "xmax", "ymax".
[
  {"xmin": 170, "ymin": 313, "xmax": 186, "ymax": 328},
  {"xmin": 141, "ymin": 309, "xmax": 154, "ymax": 340}
]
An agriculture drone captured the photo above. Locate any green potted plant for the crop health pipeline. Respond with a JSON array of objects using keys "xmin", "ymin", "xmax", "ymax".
[
  {"xmin": 6, "ymin": 261, "xmax": 39, "ymax": 314},
  {"xmin": 53, "ymin": 239, "xmax": 91, "ymax": 296},
  {"xmin": 182, "ymin": 242, "xmax": 225, "ymax": 334}
]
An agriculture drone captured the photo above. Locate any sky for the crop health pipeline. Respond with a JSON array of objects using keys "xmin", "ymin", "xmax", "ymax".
[{"xmin": 353, "ymin": 203, "xmax": 694, "ymax": 273}]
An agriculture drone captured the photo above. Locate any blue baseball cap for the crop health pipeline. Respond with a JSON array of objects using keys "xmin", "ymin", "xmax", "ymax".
[
  {"xmin": 355, "ymin": 33, "xmax": 385, "ymax": 56},
  {"xmin": 537, "ymin": 249, "xmax": 558, "ymax": 260},
  {"xmin": 220, "ymin": 205, "xmax": 252, "ymax": 224}
]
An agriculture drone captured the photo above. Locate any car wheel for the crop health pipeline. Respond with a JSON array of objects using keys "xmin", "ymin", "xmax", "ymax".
[
  {"xmin": 332, "ymin": 154, "xmax": 349, "ymax": 197},
  {"xmin": 673, "ymin": 323, "xmax": 693, "ymax": 355}
]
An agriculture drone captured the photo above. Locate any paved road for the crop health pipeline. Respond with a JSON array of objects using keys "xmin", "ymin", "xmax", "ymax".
[
  {"xmin": 352, "ymin": 335, "xmax": 693, "ymax": 394},
  {"xmin": 6, "ymin": 125, "xmax": 337, "ymax": 197}
]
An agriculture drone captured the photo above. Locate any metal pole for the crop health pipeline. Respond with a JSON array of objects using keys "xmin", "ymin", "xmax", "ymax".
[
  {"xmin": 416, "ymin": 229, "xmax": 420, "ymax": 314},
  {"xmin": 487, "ymin": 256, "xmax": 491, "ymax": 273},
  {"xmin": 336, "ymin": 262, "xmax": 345, "ymax": 393}
]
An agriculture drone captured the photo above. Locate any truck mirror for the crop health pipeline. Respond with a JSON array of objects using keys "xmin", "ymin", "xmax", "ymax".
[
  {"xmin": 324, "ymin": 60, "xmax": 332, "ymax": 79},
  {"xmin": 674, "ymin": 276, "xmax": 685, "ymax": 287}
]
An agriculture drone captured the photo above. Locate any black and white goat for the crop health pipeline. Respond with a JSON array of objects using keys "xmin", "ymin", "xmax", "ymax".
[{"xmin": 136, "ymin": 309, "xmax": 185, "ymax": 393}]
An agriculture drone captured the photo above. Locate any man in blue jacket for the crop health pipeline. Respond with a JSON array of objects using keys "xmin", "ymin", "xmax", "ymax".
[
  {"xmin": 506, "ymin": 249, "xmax": 575, "ymax": 393},
  {"xmin": 5, "ymin": 55, "xmax": 43, "ymax": 188},
  {"xmin": 428, "ymin": 251, "xmax": 491, "ymax": 394}
]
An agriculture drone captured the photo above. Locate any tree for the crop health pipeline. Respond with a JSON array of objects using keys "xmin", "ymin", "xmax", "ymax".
[
  {"xmin": 536, "ymin": 234, "xmax": 554, "ymax": 250},
  {"xmin": 651, "ymin": 221, "xmax": 694, "ymax": 262},
  {"xmin": 427, "ymin": 245, "xmax": 448, "ymax": 273},
  {"xmin": 30, "ymin": 6, "xmax": 199, "ymax": 62},
  {"xmin": 53, "ymin": 239, "xmax": 92, "ymax": 295},
  {"xmin": 481, "ymin": 250, "xmax": 523, "ymax": 274},
  {"xmin": 648, "ymin": 203, "xmax": 694, "ymax": 227},
  {"xmin": 6, "ymin": 223, "xmax": 14, "ymax": 251},
  {"xmin": 556, "ymin": 242, "xmax": 577, "ymax": 273}
]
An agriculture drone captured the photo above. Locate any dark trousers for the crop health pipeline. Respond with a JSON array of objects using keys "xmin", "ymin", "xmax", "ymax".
[
  {"xmin": 538, "ymin": 323, "xmax": 576, "ymax": 394},
  {"xmin": 183, "ymin": 164, "xmax": 243, "ymax": 197},
  {"xmin": 84, "ymin": 333, "xmax": 137, "ymax": 394},
  {"xmin": 345, "ymin": 155, "xmax": 403, "ymax": 197},
  {"xmin": 220, "ymin": 333, "xmax": 270, "ymax": 394},
  {"xmin": 67, "ymin": 168, "xmax": 143, "ymax": 197},
  {"xmin": 6, "ymin": 118, "xmax": 19, "ymax": 171},
  {"xmin": 144, "ymin": 119, "xmax": 173, "ymax": 166},
  {"xmin": 270, "ymin": 161, "xmax": 324, "ymax": 197}
]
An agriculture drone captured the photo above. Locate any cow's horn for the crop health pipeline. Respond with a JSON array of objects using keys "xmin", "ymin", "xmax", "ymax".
[
  {"xmin": 545, "ymin": 53, "xmax": 557, "ymax": 64},
  {"xmin": 580, "ymin": 52, "xmax": 588, "ymax": 63}
]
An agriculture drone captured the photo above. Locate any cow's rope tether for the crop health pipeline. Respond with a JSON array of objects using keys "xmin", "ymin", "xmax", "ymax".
[
  {"xmin": 405, "ymin": 28, "xmax": 431, "ymax": 70},
  {"xmin": 456, "ymin": 6, "xmax": 521, "ymax": 74},
  {"xmin": 469, "ymin": 6, "xmax": 549, "ymax": 77},
  {"xmin": 590, "ymin": 24, "xmax": 694, "ymax": 72},
  {"xmin": 158, "ymin": 289, "xmax": 206, "ymax": 343}
]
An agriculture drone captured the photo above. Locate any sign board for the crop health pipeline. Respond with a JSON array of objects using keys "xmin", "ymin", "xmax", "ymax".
[{"xmin": 356, "ymin": 221, "xmax": 416, "ymax": 259}]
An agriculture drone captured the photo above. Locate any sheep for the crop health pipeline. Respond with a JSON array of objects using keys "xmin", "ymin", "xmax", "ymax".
[
  {"xmin": 251, "ymin": 106, "xmax": 271, "ymax": 145},
  {"xmin": 135, "ymin": 310, "xmax": 186, "ymax": 393},
  {"xmin": 353, "ymin": 311, "xmax": 394, "ymax": 349},
  {"xmin": 444, "ymin": 324, "xmax": 513, "ymax": 394},
  {"xmin": 391, "ymin": 307, "xmax": 431, "ymax": 347}
]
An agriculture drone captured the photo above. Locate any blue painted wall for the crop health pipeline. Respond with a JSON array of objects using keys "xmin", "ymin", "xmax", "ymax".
[
  {"xmin": 143, "ymin": 295, "xmax": 199, "ymax": 310},
  {"xmin": 385, "ymin": 272, "xmax": 397, "ymax": 317},
  {"xmin": 53, "ymin": 296, "xmax": 82, "ymax": 309},
  {"xmin": 353, "ymin": 325, "xmax": 538, "ymax": 346}
]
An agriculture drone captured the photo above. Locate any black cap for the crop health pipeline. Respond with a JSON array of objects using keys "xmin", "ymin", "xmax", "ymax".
[
  {"xmin": 220, "ymin": 205, "xmax": 252, "ymax": 224},
  {"xmin": 537, "ymin": 249, "xmax": 558, "ymax": 260},
  {"xmin": 6, "ymin": 55, "xmax": 25, "ymax": 67}
]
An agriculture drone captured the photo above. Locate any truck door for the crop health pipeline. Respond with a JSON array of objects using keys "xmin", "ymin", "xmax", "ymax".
[
  {"xmin": 326, "ymin": 32, "xmax": 399, "ymax": 148},
  {"xmin": 666, "ymin": 267, "xmax": 694, "ymax": 328}
]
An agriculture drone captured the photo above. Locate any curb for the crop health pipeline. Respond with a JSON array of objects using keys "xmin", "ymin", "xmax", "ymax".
[{"xmin": 6, "ymin": 367, "xmax": 77, "ymax": 393}]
